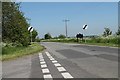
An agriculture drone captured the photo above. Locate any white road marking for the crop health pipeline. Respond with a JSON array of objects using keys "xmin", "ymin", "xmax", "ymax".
[
  {"xmin": 39, "ymin": 53, "xmax": 45, "ymax": 63},
  {"xmin": 54, "ymin": 63, "xmax": 61, "ymax": 67},
  {"xmin": 61, "ymin": 72, "xmax": 73, "ymax": 79},
  {"xmin": 39, "ymin": 54, "xmax": 43, "ymax": 57},
  {"xmin": 43, "ymin": 74, "xmax": 53, "ymax": 78},
  {"xmin": 40, "ymin": 61, "xmax": 46, "ymax": 64},
  {"xmin": 52, "ymin": 60, "xmax": 58, "ymax": 63},
  {"xmin": 39, "ymin": 53, "xmax": 42, "ymax": 55},
  {"xmin": 46, "ymin": 53, "xmax": 50, "ymax": 55},
  {"xmin": 42, "ymin": 68, "xmax": 50, "ymax": 73},
  {"xmin": 38, "ymin": 53, "xmax": 53, "ymax": 79},
  {"xmin": 39, "ymin": 53, "xmax": 43, "ymax": 59},
  {"xmin": 48, "ymin": 56, "xmax": 53, "ymax": 59},
  {"xmin": 40, "ymin": 59, "xmax": 44, "ymax": 62},
  {"xmin": 45, "ymin": 52, "xmax": 51, "ymax": 56},
  {"xmin": 47, "ymin": 55, "xmax": 51, "ymax": 57},
  {"xmin": 41, "ymin": 64, "xmax": 47, "ymax": 68},
  {"xmin": 57, "ymin": 67, "xmax": 66, "ymax": 72},
  {"xmin": 39, "ymin": 56, "xmax": 43, "ymax": 59},
  {"xmin": 39, "ymin": 54, "xmax": 43, "ymax": 56},
  {"xmin": 50, "ymin": 58, "xmax": 55, "ymax": 61},
  {"xmin": 45, "ymin": 52, "xmax": 49, "ymax": 54},
  {"xmin": 45, "ymin": 52, "xmax": 74, "ymax": 79}
]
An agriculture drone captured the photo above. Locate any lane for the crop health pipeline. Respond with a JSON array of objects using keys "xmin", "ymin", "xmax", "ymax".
[
  {"xmin": 72, "ymin": 44, "xmax": 118, "ymax": 54},
  {"xmin": 41, "ymin": 42, "xmax": 118, "ymax": 78},
  {"xmin": 2, "ymin": 42, "xmax": 118, "ymax": 79}
]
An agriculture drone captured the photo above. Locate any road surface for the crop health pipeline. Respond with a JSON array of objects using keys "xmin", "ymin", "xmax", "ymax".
[{"xmin": 2, "ymin": 42, "xmax": 118, "ymax": 79}]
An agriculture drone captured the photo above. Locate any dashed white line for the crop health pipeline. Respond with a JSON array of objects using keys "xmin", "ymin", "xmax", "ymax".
[
  {"xmin": 43, "ymin": 74, "xmax": 53, "ymax": 78},
  {"xmin": 39, "ymin": 56, "xmax": 43, "ymax": 58},
  {"xmin": 47, "ymin": 54, "xmax": 51, "ymax": 56},
  {"xmin": 47, "ymin": 53, "xmax": 51, "ymax": 55},
  {"xmin": 39, "ymin": 54, "xmax": 43, "ymax": 57},
  {"xmin": 39, "ymin": 53, "xmax": 43, "ymax": 56},
  {"xmin": 40, "ymin": 59, "xmax": 44, "ymax": 62},
  {"xmin": 42, "ymin": 68, "xmax": 50, "ymax": 73},
  {"xmin": 39, "ymin": 53, "xmax": 42, "ymax": 55},
  {"xmin": 39, "ymin": 53, "xmax": 53, "ymax": 78},
  {"xmin": 40, "ymin": 61, "xmax": 46, "ymax": 64},
  {"xmin": 61, "ymin": 72, "xmax": 73, "ymax": 79},
  {"xmin": 39, "ymin": 57, "xmax": 43, "ymax": 59},
  {"xmin": 45, "ymin": 52, "xmax": 74, "ymax": 79},
  {"xmin": 52, "ymin": 60, "xmax": 58, "ymax": 63},
  {"xmin": 54, "ymin": 63, "xmax": 61, "ymax": 67},
  {"xmin": 45, "ymin": 52, "xmax": 49, "ymax": 54},
  {"xmin": 39, "ymin": 55, "xmax": 43, "ymax": 57},
  {"xmin": 57, "ymin": 67, "xmax": 66, "ymax": 72},
  {"xmin": 45, "ymin": 52, "xmax": 51, "ymax": 56},
  {"xmin": 49, "ymin": 58, "xmax": 54, "ymax": 60},
  {"xmin": 41, "ymin": 64, "xmax": 47, "ymax": 68},
  {"xmin": 48, "ymin": 56, "xmax": 53, "ymax": 59}
]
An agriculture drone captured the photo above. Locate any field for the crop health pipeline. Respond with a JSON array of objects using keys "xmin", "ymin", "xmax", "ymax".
[{"xmin": 42, "ymin": 35, "xmax": 120, "ymax": 47}]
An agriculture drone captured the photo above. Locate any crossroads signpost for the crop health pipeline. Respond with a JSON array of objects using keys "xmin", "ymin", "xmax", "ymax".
[
  {"xmin": 28, "ymin": 26, "xmax": 33, "ymax": 43},
  {"xmin": 83, "ymin": 24, "xmax": 88, "ymax": 30},
  {"xmin": 83, "ymin": 24, "xmax": 88, "ymax": 43}
]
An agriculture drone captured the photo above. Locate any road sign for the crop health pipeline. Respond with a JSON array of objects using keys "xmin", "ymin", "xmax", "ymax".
[
  {"xmin": 83, "ymin": 24, "xmax": 88, "ymax": 43},
  {"xmin": 28, "ymin": 26, "xmax": 33, "ymax": 43},
  {"xmin": 28, "ymin": 26, "xmax": 33, "ymax": 32},
  {"xmin": 83, "ymin": 24, "xmax": 88, "ymax": 30}
]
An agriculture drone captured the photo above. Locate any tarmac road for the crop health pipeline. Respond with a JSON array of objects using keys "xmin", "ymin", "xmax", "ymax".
[{"xmin": 2, "ymin": 42, "xmax": 118, "ymax": 79}]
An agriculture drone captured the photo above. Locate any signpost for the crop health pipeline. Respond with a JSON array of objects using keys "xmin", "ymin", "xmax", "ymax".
[
  {"xmin": 28, "ymin": 26, "xmax": 33, "ymax": 43},
  {"xmin": 83, "ymin": 24, "xmax": 88, "ymax": 30},
  {"xmin": 83, "ymin": 24, "xmax": 88, "ymax": 43}
]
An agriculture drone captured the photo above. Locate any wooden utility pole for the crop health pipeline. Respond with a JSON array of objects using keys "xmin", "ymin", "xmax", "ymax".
[{"xmin": 63, "ymin": 19, "xmax": 70, "ymax": 38}]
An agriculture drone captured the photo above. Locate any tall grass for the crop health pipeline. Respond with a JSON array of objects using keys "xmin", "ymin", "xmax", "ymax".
[
  {"xmin": 86, "ymin": 36, "xmax": 119, "ymax": 45},
  {"xmin": 2, "ymin": 42, "xmax": 45, "ymax": 61}
]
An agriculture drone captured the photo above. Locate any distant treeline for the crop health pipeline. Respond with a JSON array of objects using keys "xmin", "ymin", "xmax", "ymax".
[{"xmin": 2, "ymin": 2, "xmax": 38, "ymax": 46}]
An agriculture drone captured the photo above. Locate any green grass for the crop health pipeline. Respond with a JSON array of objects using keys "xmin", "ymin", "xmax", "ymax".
[
  {"xmin": 2, "ymin": 42, "xmax": 45, "ymax": 61},
  {"xmin": 78, "ymin": 42, "xmax": 119, "ymax": 47}
]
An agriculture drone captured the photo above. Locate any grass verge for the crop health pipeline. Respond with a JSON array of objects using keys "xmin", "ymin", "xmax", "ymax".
[
  {"xmin": 42, "ymin": 38, "xmax": 119, "ymax": 48},
  {"xmin": 2, "ymin": 42, "xmax": 45, "ymax": 61},
  {"xmin": 77, "ymin": 42, "xmax": 119, "ymax": 48}
]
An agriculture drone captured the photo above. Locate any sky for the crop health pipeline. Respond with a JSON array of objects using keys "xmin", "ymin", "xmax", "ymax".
[{"xmin": 20, "ymin": 2, "xmax": 118, "ymax": 38}]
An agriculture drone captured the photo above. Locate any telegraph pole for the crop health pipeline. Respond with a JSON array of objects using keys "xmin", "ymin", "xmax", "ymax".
[{"xmin": 63, "ymin": 19, "xmax": 70, "ymax": 38}]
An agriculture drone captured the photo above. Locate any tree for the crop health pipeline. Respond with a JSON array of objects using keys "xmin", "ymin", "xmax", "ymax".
[
  {"xmin": 35, "ymin": 36, "xmax": 41, "ymax": 42},
  {"xmin": 2, "ymin": 2, "xmax": 31, "ymax": 46},
  {"xmin": 31, "ymin": 29, "xmax": 38, "ymax": 42},
  {"xmin": 44, "ymin": 33, "xmax": 52, "ymax": 39},
  {"xmin": 116, "ymin": 26, "xmax": 120, "ymax": 35},
  {"xmin": 103, "ymin": 27, "xmax": 112, "ymax": 37},
  {"xmin": 58, "ymin": 34, "xmax": 66, "ymax": 39}
]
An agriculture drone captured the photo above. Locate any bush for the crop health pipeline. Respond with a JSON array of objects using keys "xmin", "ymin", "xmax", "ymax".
[
  {"xmin": 100, "ymin": 38, "xmax": 108, "ymax": 43},
  {"xmin": 109, "ymin": 37, "xmax": 118, "ymax": 44},
  {"xmin": 44, "ymin": 33, "xmax": 52, "ymax": 39},
  {"xmin": 35, "ymin": 38, "xmax": 41, "ymax": 42},
  {"xmin": 58, "ymin": 34, "xmax": 66, "ymax": 39}
]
